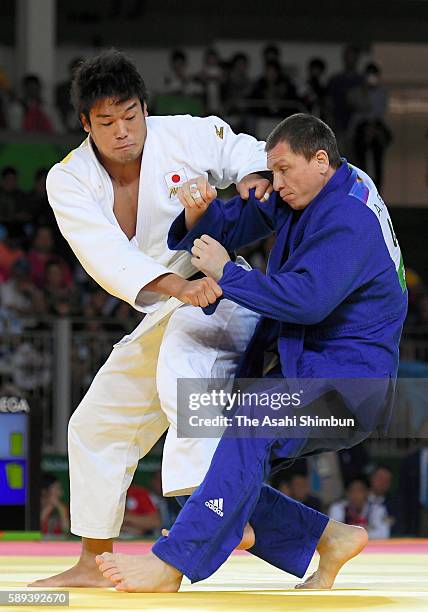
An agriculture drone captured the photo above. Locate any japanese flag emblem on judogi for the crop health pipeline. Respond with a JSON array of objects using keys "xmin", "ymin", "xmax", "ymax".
[{"xmin": 164, "ymin": 168, "xmax": 188, "ymax": 199}]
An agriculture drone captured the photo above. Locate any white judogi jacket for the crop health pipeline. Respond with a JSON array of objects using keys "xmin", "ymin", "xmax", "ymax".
[{"xmin": 46, "ymin": 115, "xmax": 267, "ymax": 317}]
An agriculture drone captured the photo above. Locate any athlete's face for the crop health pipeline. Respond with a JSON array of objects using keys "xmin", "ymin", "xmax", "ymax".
[
  {"xmin": 267, "ymin": 141, "xmax": 330, "ymax": 210},
  {"xmin": 82, "ymin": 97, "xmax": 147, "ymax": 164}
]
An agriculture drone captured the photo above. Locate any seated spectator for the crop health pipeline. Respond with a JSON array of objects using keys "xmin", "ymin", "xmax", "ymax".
[
  {"xmin": 326, "ymin": 44, "xmax": 363, "ymax": 155},
  {"xmin": 76, "ymin": 286, "xmax": 119, "ymax": 335},
  {"xmin": 369, "ymin": 465, "xmax": 400, "ymax": 535},
  {"xmin": 105, "ymin": 300, "xmax": 142, "ymax": 333},
  {"xmin": 27, "ymin": 168, "xmax": 56, "ymax": 227},
  {"xmin": 20, "ymin": 74, "xmax": 53, "ymax": 133},
  {"xmin": 338, "ymin": 443, "xmax": 371, "ymax": 486},
  {"xmin": 43, "ymin": 260, "xmax": 80, "ymax": 315},
  {"xmin": 0, "ymin": 64, "xmax": 10, "ymax": 128},
  {"xmin": 416, "ymin": 294, "xmax": 428, "ymax": 329},
  {"xmin": 163, "ymin": 49, "xmax": 202, "ymax": 97},
  {"xmin": 329, "ymin": 477, "xmax": 391, "ymax": 539},
  {"xmin": 272, "ymin": 471, "xmax": 322, "ymax": 512},
  {"xmin": 120, "ymin": 484, "xmax": 161, "ymax": 538},
  {"xmin": 0, "ymin": 229, "xmax": 25, "ymax": 280},
  {"xmin": 0, "ymin": 258, "xmax": 45, "ymax": 317},
  {"xmin": 28, "ymin": 225, "xmax": 72, "ymax": 289},
  {"xmin": 404, "ymin": 268, "xmax": 426, "ymax": 327},
  {"xmin": 301, "ymin": 57, "xmax": 327, "ymax": 118},
  {"xmin": 262, "ymin": 43, "xmax": 282, "ymax": 68},
  {"xmin": 250, "ymin": 60, "xmax": 300, "ymax": 117},
  {"xmin": 349, "ymin": 62, "xmax": 391, "ymax": 191},
  {"xmin": 83, "ymin": 286, "xmax": 112, "ymax": 317},
  {"xmin": 148, "ymin": 470, "xmax": 181, "ymax": 532},
  {"xmin": 223, "ymin": 53, "xmax": 253, "ymax": 115},
  {"xmin": 55, "ymin": 57, "xmax": 82, "ymax": 132},
  {"xmin": 198, "ymin": 47, "xmax": 224, "ymax": 115},
  {"xmin": 0, "ymin": 166, "xmax": 29, "ymax": 230},
  {"xmin": 398, "ymin": 420, "xmax": 428, "ymax": 536},
  {"xmin": 40, "ymin": 473, "xmax": 70, "ymax": 537},
  {"xmin": 11, "ymin": 340, "xmax": 51, "ymax": 391}
]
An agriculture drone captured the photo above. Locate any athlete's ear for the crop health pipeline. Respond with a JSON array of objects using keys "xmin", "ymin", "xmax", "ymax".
[
  {"xmin": 81, "ymin": 113, "xmax": 91, "ymax": 133},
  {"xmin": 315, "ymin": 150, "xmax": 329, "ymax": 175}
]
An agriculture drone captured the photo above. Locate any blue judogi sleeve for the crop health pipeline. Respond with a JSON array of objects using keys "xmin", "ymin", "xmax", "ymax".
[
  {"xmin": 168, "ymin": 190, "xmax": 282, "ymax": 253},
  {"xmin": 218, "ymin": 206, "xmax": 382, "ymax": 325}
]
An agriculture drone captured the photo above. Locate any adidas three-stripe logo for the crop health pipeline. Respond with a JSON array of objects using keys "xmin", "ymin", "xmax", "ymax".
[{"xmin": 205, "ymin": 498, "xmax": 224, "ymax": 517}]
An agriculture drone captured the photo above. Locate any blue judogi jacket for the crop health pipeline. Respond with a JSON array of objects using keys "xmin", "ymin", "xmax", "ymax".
[
  {"xmin": 168, "ymin": 162, "xmax": 408, "ymax": 386},
  {"xmin": 153, "ymin": 163, "xmax": 409, "ymax": 586}
]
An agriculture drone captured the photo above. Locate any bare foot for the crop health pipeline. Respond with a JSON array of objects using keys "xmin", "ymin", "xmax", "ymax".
[
  {"xmin": 161, "ymin": 522, "xmax": 255, "ymax": 550},
  {"xmin": 96, "ymin": 551, "xmax": 183, "ymax": 593},
  {"xmin": 295, "ymin": 520, "xmax": 368, "ymax": 590},
  {"xmin": 29, "ymin": 538, "xmax": 114, "ymax": 588},
  {"xmin": 236, "ymin": 523, "xmax": 256, "ymax": 550},
  {"xmin": 29, "ymin": 557, "xmax": 113, "ymax": 588}
]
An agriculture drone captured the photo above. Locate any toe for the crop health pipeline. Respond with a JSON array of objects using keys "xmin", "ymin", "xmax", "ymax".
[
  {"xmin": 115, "ymin": 580, "xmax": 131, "ymax": 592},
  {"xmin": 96, "ymin": 553, "xmax": 113, "ymax": 566},
  {"xmin": 103, "ymin": 567, "xmax": 122, "ymax": 580},
  {"xmin": 108, "ymin": 572, "xmax": 123, "ymax": 584},
  {"xmin": 98, "ymin": 560, "xmax": 118, "ymax": 573}
]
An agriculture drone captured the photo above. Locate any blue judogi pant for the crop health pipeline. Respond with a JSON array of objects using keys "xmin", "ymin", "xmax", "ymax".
[
  {"xmin": 153, "ymin": 431, "xmax": 329, "ymax": 582},
  {"xmin": 153, "ymin": 369, "xmax": 383, "ymax": 582}
]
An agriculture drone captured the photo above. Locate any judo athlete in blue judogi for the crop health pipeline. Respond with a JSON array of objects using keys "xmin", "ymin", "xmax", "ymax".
[{"xmin": 96, "ymin": 114, "xmax": 408, "ymax": 592}]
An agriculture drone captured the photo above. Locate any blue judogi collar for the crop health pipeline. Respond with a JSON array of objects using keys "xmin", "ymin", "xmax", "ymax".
[{"xmin": 267, "ymin": 160, "xmax": 352, "ymax": 275}]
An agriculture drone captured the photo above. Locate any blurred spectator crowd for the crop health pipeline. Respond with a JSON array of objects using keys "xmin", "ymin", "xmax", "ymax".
[
  {"xmin": 156, "ymin": 42, "xmax": 392, "ymax": 188},
  {"xmin": 269, "ymin": 428, "xmax": 428, "ymax": 540},
  {"xmin": 40, "ymin": 422, "xmax": 428, "ymax": 540},
  {"xmin": 0, "ymin": 164, "xmax": 141, "ymax": 333},
  {"xmin": 40, "ymin": 469, "xmax": 181, "ymax": 540},
  {"xmin": 0, "ymin": 164, "xmax": 142, "ymax": 407},
  {"xmin": 0, "ymin": 43, "xmax": 392, "ymax": 189}
]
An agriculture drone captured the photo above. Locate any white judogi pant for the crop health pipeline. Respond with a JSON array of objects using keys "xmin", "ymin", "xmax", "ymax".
[{"xmin": 68, "ymin": 297, "xmax": 259, "ymax": 538}]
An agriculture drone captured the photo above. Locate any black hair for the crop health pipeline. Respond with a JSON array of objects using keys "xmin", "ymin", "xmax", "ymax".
[
  {"xmin": 204, "ymin": 47, "xmax": 219, "ymax": 60},
  {"xmin": 1, "ymin": 166, "xmax": 17, "ymax": 178},
  {"xmin": 371, "ymin": 464, "xmax": 392, "ymax": 475},
  {"xmin": 71, "ymin": 49, "xmax": 147, "ymax": 124},
  {"xmin": 308, "ymin": 57, "xmax": 326, "ymax": 73},
  {"xmin": 232, "ymin": 52, "xmax": 248, "ymax": 65},
  {"xmin": 34, "ymin": 167, "xmax": 48, "ymax": 180},
  {"xmin": 171, "ymin": 49, "xmax": 187, "ymax": 63},
  {"xmin": 365, "ymin": 62, "xmax": 381, "ymax": 75},
  {"xmin": 41, "ymin": 472, "xmax": 58, "ymax": 491},
  {"xmin": 265, "ymin": 60, "xmax": 282, "ymax": 74},
  {"xmin": 346, "ymin": 475, "xmax": 370, "ymax": 490},
  {"xmin": 22, "ymin": 74, "xmax": 41, "ymax": 87},
  {"xmin": 45, "ymin": 259, "xmax": 62, "ymax": 271},
  {"xmin": 343, "ymin": 44, "xmax": 360, "ymax": 58},
  {"xmin": 263, "ymin": 43, "xmax": 280, "ymax": 59},
  {"xmin": 266, "ymin": 113, "xmax": 342, "ymax": 168}
]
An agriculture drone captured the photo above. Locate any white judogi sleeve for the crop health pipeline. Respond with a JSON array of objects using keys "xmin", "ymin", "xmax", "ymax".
[
  {"xmin": 46, "ymin": 165, "xmax": 171, "ymax": 312},
  {"xmin": 187, "ymin": 115, "xmax": 267, "ymax": 188}
]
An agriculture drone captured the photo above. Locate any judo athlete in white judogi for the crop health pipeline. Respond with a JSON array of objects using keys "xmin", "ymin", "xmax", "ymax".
[{"xmin": 31, "ymin": 50, "xmax": 268, "ymax": 588}]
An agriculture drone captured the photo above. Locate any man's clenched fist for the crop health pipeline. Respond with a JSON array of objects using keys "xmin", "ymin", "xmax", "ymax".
[
  {"xmin": 177, "ymin": 177, "xmax": 217, "ymax": 230},
  {"xmin": 175, "ymin": 276, "xmax": 223, "ymax": 308}
]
